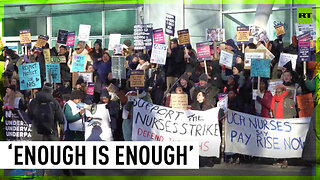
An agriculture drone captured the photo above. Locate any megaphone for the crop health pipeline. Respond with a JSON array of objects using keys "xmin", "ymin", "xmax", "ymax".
[{"xmin": 77, "ymin": 103, "xmax": 97, "ymax": 114}]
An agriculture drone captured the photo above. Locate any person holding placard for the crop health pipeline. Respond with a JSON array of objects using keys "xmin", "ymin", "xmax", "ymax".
[
  {"xmin": 184, "ymin": 45, "xmax": 197, "ymax": 73},
  {"xmin": 255, "ymin": 79, "xmax": 273, "ymax": 118},
  {"xmin": 270, "ymin": 84, "xmax": 296, "ymax": 119},
  {"xmin": 69, "ymin": 41, "xmax": 93, "ymax": 72},
  {"xmin": 221, "ymin": 63, "xmax": 245, "ymax": 88},
  {"xmin": 224, "ymin": 39, "xmax": 239, "ymax": 76}
]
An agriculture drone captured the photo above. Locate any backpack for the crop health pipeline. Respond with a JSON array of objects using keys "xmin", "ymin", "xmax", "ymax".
[{"xmin": 35, "ymin": 101, "xmax": 55, "ymax": 135}]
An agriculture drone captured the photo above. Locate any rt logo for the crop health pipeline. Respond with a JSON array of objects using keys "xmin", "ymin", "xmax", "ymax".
[{"xmin": 297, "ymin": 8, "xmax": 312, "ymax": 23}]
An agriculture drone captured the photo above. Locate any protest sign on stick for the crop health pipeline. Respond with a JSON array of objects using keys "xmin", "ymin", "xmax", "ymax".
[
  {"xmin": 150, "ymin": 43, "xmax": 168, "ymax": 65},
  {"xmin": 71, "ymin": 55, "xmax": 86, "ymax": 72},
  {"xmin": 19, "ymin": 29, "xmax": 31, "ymax": 46},
  {"xmin": 236, "ymin": 26, "xmax": 250, "ymax": 44},
  {"xmin": 278, "ymin": 53, "xmax": 298, "ymax": 71},
  {"xmin": 257, "ymin": 44, "xmax": 275, "ymax": 60},
  {"xmin": 46, "ymin": 64, "xmax": 61, "ymax": 83},
  {"xmin": 18, "ymin": 62, "xmax": 41, "ymax": 90},
  {"xmin": 153, "ymin": 28, "xmax": 165, "ymax": 44},
  {"xmin": 43, "ymin": 49, "xmax": 51, "ymax": 64},
  {"xmin": 34, "ymin": 35, "xmax": 49, "ymax": 51},
  {"xmin": 196, "ymin": 42, "xmax": 211, "ymax": 62},
  {"xmin": 134, "ymin": 24, "xmax": 153, "ymax": 50},
  {"xmin": 250, "ymin": 59, "xmax": 270, "ymax": 78},
  {"xmin": 78, "ymin": 24, "xmax": 91, "ymax": 42},
  {"xmin": 165, "ymin": 13, "xmax": 175, "ymax": 36},
  {"xmin": 219, "ymin": 50, "xmax": 234, "ymax": 69},
  {"xmin": 108, "ymin": 34, "xmax": 121, "ymax": 51},
  {"xmin": 244, "ymin": 49, "xmax": 266, "ymax": 69},
  {"xmin": 177, "ymin": 29, "xmax": 191, "ymax": 47},
  {"xmin": 111, "ymin": 56, "xmax": 126, "ymax": 80},
  {"xmin": 57, "ymin": 29, "xmax": 69, "ymax": 44},
  {"xmin": 130, "ymin": 70, "xmax": 145, "ymax": 90},
  {"xmin": 72, "ymin": 72, "xmax": 93, "ymax": 88}
]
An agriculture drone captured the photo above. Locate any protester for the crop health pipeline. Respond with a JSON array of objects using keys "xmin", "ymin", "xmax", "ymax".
[{"xmin": 255, "ymin": 79, "xmax": 273, "ymax": 117}]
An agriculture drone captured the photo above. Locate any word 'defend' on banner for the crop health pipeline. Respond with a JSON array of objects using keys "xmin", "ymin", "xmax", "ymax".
[
  {"xmin": 0, "ymin": 141, "xmax": 199, "ymax": 169},
  {"xmin": 132, "ymin": 99, "xmax": 221, "ymax": 157},
  {"xmin": 225, "ymin": 110, "xmax": 311, "ymax": 158}
]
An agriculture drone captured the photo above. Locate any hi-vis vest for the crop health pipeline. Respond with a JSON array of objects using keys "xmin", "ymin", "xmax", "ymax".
[{"xmin": 63, "ymin": 100, "xmax": 84, "ymax": 132}]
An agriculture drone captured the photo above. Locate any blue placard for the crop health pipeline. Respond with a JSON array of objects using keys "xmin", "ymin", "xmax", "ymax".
[
  {"xmin": 18, "ymin": 62, "xmax": 42, "ymax": 90},
  {"xmin": 46, "ymin": 64, "xmax": 61, "ymax": 83},
  {"xmin": 250, "ymin": 59, "xmax": 271, "ymax": 78},
  {"xmin": 72, "ymin": 55, "xmax": 86, "ymax": 72}
]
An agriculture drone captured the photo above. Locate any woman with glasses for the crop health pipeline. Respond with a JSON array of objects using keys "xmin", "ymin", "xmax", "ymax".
[{"xmin": 68, "ymin": 41, "xmax": 93, "ymax": 72}]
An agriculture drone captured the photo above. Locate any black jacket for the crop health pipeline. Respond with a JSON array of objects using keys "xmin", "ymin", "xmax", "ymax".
[{"xmin": 165, "ymin": 47, "xmax": 185, "ymax": 77}]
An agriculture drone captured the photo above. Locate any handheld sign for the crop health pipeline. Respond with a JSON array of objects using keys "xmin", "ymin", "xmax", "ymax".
[
  {"xmin": 66, "ymin": 32, "xmax": 75, "ymax": 48},
  {"xmin": 57, "ymin": 29, "xmax": 69, "ymax": 44},
  {"xmin": 19, "ymin": 29, "xmax": 31, "ymax": 46},
  {"xmin": 297, "ymin": 32, "xmax": 312, "ymax": 41},
  {"xmin": 295, "ymin": 23, "xmax": 316, "ymax": 40},
  {"xmin": 130, "ymin": 70, "xmax": 145, "ymax": 90},
  {"xmin": 43, "ymin": 49, "xmax": 51, "ymax": 64},
  {"xmin": 165, "ymin": 13, "xmax": 175, "ymax": 36},
  {"xmin": 72, "ymin": 72, "xmax": 93, "ymax": 88},
  {"xmin": 108, "ymin": 34, "xmax": 121, "ymax": 51},
  {"xmin": 257, "ymin": 44, "xmax": 275, "ymax": 60},
  {"xmin": 78, "ymin": 24, "xmax": 91, "ymax": 42},
  {"xmin": 274, "ymin": 24, "xmax": 285, "ymax": 37},
  {"xmin": 244, "ymin": 49, "xmax": 266, "ymax": 69},
  {"xmin": 219, "ymin": 50, "xmax": 234, "ymax": 69},
  {"xmin": 236, "ymin": 26, "xmax": 250, "ymax": 44},
  {"xmin": 296, "ymin": 93, "xmax": 314, "ymax": 118},
  {"xmin": 153, "ymin": 28, "xmax": 165, "ymax": 44},
  {"xmin": 87, "ymin": 82, "xmax": 95, "ymax": 95},
  {"xmin": 111, "ymin": 56, "xmax": 126, "ymax": 80},
  {"xmin": 278, "ymin": 53, "xmax": 298, "ymax": 71},
  {"xmin": 51, "ymin": 56, "xmax": 67, "ymax": 64},
  {"xmin": 177, "ymin": 29, "xmax": 190, "ymax": 47},
  {"xmin": 298, "ymin": 40, "xmax": 311, "ymax": 62},
  {"xmin": 46, "ymin": 64, "xmax": 61, "ymax": 83},
  {"xmin": 250, "ymin": 59, "xmax": 270, "ymax": 78},
  {"xmin": 268, "ymin": 79, "xmax": 283, "ymax": 96},
  {"xmin": 196, "ymin": 42, "xmax": 211, "ymax": 61},
  {"xmin": 150, "ymin": 43, "xmax": 168, "ymax": 65},
  {"xmin": 206, "ymin": 28, "xmax": 225, "ymax": 42},
  {"xmin": 134, "ymin": 24, "xmax": 153, "ymax": 50},
  {"xmin": 71, "ymin": 55, "xmax": 86, "ymax": 72},
  {"xmin": 18, "ymin": 62, "xmax": 41, "ymax": 90},
  {"xmin": 34, "ymin": 35, "xmax": 49, "ymax": 50},
  {"xmin": 170, "ymin": 94, "xmax": 188, "ymax": 110}
]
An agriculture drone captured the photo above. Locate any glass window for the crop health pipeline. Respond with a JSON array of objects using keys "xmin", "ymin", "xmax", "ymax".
[
  {"xmin": 105, "ymin": 10, "xmax": 136, "ymax": 35},
  {"xmin": 223, "ymin": 12, "xmax": 255, "ymax": 40},
  {"xmin": 267, "ymin": 10, "xmax": 292, "ymax": 44},
  {"xmin": 4, "ymin": 17, "xmax": 47, "ymax": 36},
  {"xmin": 185, "ymin": 1, "xmax": 220, "ymax": 10}
]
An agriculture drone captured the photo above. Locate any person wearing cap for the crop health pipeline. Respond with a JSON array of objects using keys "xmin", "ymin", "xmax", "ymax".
[
  {"xmin": 136, "ymin": 53, "xmax": 150, "ymax": 71},
  {"xmin": 191, "ymin": 73, "xmax": 218, "ymax": 107},
  {"xmin": 270, "ymin": 84, "xmax": 296, "ymax": 119},
  {"xmin": 28, "ymin": 83, "xmax": 64, "ymax": 141},
  {"xmin": 179, "ymin": 73, "xmax": 193, "ymax": 101}
]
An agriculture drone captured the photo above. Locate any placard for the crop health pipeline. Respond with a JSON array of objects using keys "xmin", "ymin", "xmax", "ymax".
[
  {"xmin": 297, "ymin": 32, "xmax": 312, "ymax": 41},
  {"xmin": 87, "ymin": 82, "xmax": 95, "ymax": 95},
  {"xmin": 111, "ymin": 56, "xmax": 126, "ymax": 80},
  {"xmin": 132, "ymin": 99, "xmax": 221, "ymax": 157},
  {"xmin": 46, "ymin": 64, "xmax": 61, "ymax": 83},
  {"xmin": 250, "ymin": 59, "xmax": 270, "ymax": 78},
  {"xmin": 72, "ymin": 72, "xmax": 93, "ymax": 88},
  {"xmin": 170, "ymin": 94, "xmax": 188, "ymax": 110},
  {"xmin": 4, "ymin": 109, "xmax": 32, "ymax": 141},
  {"xmin": 217, "ymin": 94, "xmax": 228, "ymax": 113},
  {"xmin": 165, "ymin": 13, "xmax": 175, "ymax": 36},
  {"xmin": 177, "ymin": 29, "xmax": 190, "ymax": 47},
  {"xmin": 108, "ymin": 34, "xmax": 121, "ymax": 51},
  {"xmin": 278, "ymin": 53, "xmax": 298, "ymax": 71},
  {"xmin": 236, "ymin": 26, "xmax": 250, "ymax": 44},
  {"xmin": 153, "ymin": 28, "xmax": 165, "ymax": 44},
  {"xmin": 295, "ymin": 23, "xmax": 316, "ymax": 40},
  {"xmin": 51, "ymin": 56, "xmax": 67, "ymax": 64},
  {"xmin": 18, "ymin": 62, "xmax": 41, "ymax": 90},
  {"xmin": 57, "ymin": 29, "xmax": 69, "ymax": 44},
  {"xmin": 298, "ymin": 40, "xmax": 311, "ymax": 62},
  {"xmin": 34, "ymin": 35, "xmax": 49, "ymax": 50},
  {"xmin": 43, "ymin": 49, "xmax": 51, "ymax": 64},
  {"xmin": 268, "ymin": 79, "xmax": 283, "ymax": 96},
  {"xmin": 130, "ymin": 70, "xmax": 145, "ymax": 89},
  {"xmin": 195, "ymin": 42, "xmax": 210, "ymax": 61},
  {"xmin": 206, "ymin": 28, "xmax": 225, "ymax": 42},
  {"xmin": 244, "ymin": 49, "xmax": 266, "ymax": 69},
  {"xmin": 257, "ymin": 44, "xmax": 275, "ymax": 60},
  {"xmin": 225, "ymin": 110, "xmax": 310, "ymax": 158},
  {"xmin": 274, "ymin": 24, "xmax": 285, "ymax": 37},
  {"xmin": 78, "ymin": 24, "xmax": 91, "ymax": 42},
  {"xmin": 150, "ymin": 43, "xmax": 168, "ymax": 65},
  {"xmin": 134, "ymin": 24, "xmax": 153, "ymax": 50},
  {"xmin": 219, "ymin": 50, "xmax": 234, "ymax": 69},
  {"xmin": 66, "ymin": 32, "xmax": 75, "ymax": 48},
  {"xmin": 19, "ymin": 29, "xmax": 31, "ymax": 46},
  {"xmin": 296, "ymin": 93, "xmax": 314, "ymax": 118},
  {"xmin": 71, "ymin": 55, "xmax": 86, "ymax": 72}
]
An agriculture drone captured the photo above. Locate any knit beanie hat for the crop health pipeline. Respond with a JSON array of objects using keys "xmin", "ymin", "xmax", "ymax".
[
  {"xmin": 199, "ymin": 73, "xmax": 208, "ymax": 82},
  {"xmin": 233, "ymin": 63, "xmax": 243, "ymax": 73},
  {"xmin": 42, "ymin": 83, "xmax": 53, "ymax": 94}
]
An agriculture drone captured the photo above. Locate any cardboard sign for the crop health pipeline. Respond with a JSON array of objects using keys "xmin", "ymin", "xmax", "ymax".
[
  {"xmin": 177, "ymin": 29, "xmax": 190, "ymax": 47},
  {"xmin": 18, "ymin": 62, "xmax": 41, "ymax": 90},
  {"xmin": 219, "ymin": 50, "xmax": 234, "ymax": 69},
  {"xmin": 298, "ymin": 40, "xmax": 311, "ymax": 62},
  {"xmin": 130, "ymin": 70, "xmax": 145, "ymax": 89},
  {"xmin": 87, "ymin": 82, "xmax": 95, "ymax": 95},
  {"xmin": 72, "ymin": 72, "xmax": 93, "ymax": 88},
  {"xmin": 111, "ymin": 56, "xmax": 126, "ymax": 80},
  {"xmin": 78, "ymin": 24, "xmax": 91, "ymax": 42},
  {"xmin": 225, "ymin": 110, "xmax": 310, "ymax": 158},
  {"xmin": 108, "ymin": 34, "xmax": 121, "ymax": 51},
  {"xmin": 278, "ymin": 53, "xmax": 298, "ymax": 71},
  {"xmin": 206, "ymin": 28, "xmax": 225, "ymax": 42},
  {"xmin": 66, "ymin": 32, "xmax": 75, "ymax": 48},
  {"xmin": 274, "ymin": 24, "xmax": 285, "ymax": 37},
  {"xmin": 250, "ymin": 59, "xmax": 270, "ymax": 78},
  {"xmin": 244, "ymin": 49, "xmax": 266, "ymax": 69},
  {"xmin": 153, "ymin": 28, "xmax": 165, "ymax": 44},
  {"xmin": 71, "ymin": 55, "xmax": 86, "ymax": 72},
  {"xmin": 150, "ymin": 43, "xmax": 168, "ymax": 65},
  {"xmin": 132, "ymin": 99, "xmax": 221, "ymax": 157},
  {"xmin": 268, "ymin": 79, "xmax": 283, "ymax": 96},
  {"xmin": 51, "ymin": 56, "xmax": 67, "ymax": 64},
  {"xmin": 34, "ymin": 35, "xmax": 49, "ymax": 50},
  {"xmin": 43, "ymin": 49, "xmax": 51, "ymax": 64},
  {"xmin": 170, "ymin": 94, "xmax": 188, "ymax": 110},
  {"xmin": 236, "ymin": 26, "xmax": 250, "ymax": 44},
  {"xmin": 257, "ymin": 44, "xmax": 275, "ymax": 60},
  {"xmin": 134, "ymin": 24, "xmax": 153, "ymax": 50},
  {"xmin": 196, "ymin": 42, "xmax": 211, "ymax": 61},
  {"xmin": 57, "ymin": 29, "xmax": 69, "ymax": 44},
  {"xmin": 46, "ymin": 64, "xmax": 61, "ymax": 83},
  {"xmin": 296, "ymin": 93, "xmax": 314, "ymax": 118},
  {"xmin": 19, "ymin": 29, "xmax": 31, "ymax": 46},
  {"xmin": 165, "ymin": 13, "xmax": 175, "ymax": 36}
]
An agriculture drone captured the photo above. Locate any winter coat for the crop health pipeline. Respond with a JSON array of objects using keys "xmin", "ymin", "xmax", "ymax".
[
  {"xmin": 147, "ymin": 71, "xmax": 166, "ymax": 105},
  {"xmin": 228, "ymin": 96, "xmax": 244, "ymax": 112},
  {"xmin": 105, "ymin": 101, "xmax": 120, "ymax": 131},
  {"xmin": 209, "ymin": 61, "xmax": 223, "ymax": 90},
  {"xmin": 165, "ymin": 47, "xmax": 185, "ymax": 77},
  {"xmin": 63, "ymin": 100, "xmax": 84, "ymax": 141},
  {"xmin": 270, "ymin": 91, "xmax": 296, "ymax": 119},
  {"xmin": 69, "ymin": 49, "xmax": 93, "ymax": 72},
  {"xmin": 256, "ymin": 91, "xmax": 273, "ymax": 118},
  {"xmin": 28, "ymin": 91, "xmax": 64, "ymax": 141},
  {"xmin": 185, "ymin": 49, "xmax": 197, "ymax": 73},
  {"xmin": 191, "ymin": 100, "xmax": 213, "ymax": 111},
  {"xmin": 93, "ymin": 58, "xmax": 112, "ymax": 83}
]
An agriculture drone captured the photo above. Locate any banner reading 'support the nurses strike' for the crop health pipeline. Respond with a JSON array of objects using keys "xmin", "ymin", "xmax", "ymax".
[
  {"xmin": 132, "ymin": 99, "xmax": 221, "ymax": 157},
  {"xmin": 225, "ymin": 110, "xmax": 310, "ymax": 158}
]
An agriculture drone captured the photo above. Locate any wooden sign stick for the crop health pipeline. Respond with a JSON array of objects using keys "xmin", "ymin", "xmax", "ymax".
[
  {"xmin": 257, "ymin": 76, "xmax": 261, "ymax": 92},
  {"xmin": 303, "ymin": 61, "xmax": 307, "ymax": 80},
  {"xmin": 184, "ymin": 47, "xmax": 189, "ymax": 63},
  {"xmin": 214, "ymin": 41, "xmax": 218, "ymax": 60},
  {"xmin": 204, "ymin": 60, "xmax": 208, "ymax": 75},
  {"xmin": 168, "ymin": 36, "xmax": 171, "ymax": 51},
  {"xmin": 242, "ymin": 44, "xmax": 245, "ymax": 54}
]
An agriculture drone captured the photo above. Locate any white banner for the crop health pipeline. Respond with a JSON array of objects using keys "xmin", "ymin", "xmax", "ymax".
[
  {"xmin": 278, "ymin": 53, "xmax": 298, "ymax": 71},
  {"xmin": 150, "ymin": 43, "xmax": 168, "ymax": 65},
  {"xmin": 225, "ymin": 110, "xmax": 310, "ymax": 158},
  {"xmin": 132, "ymin": 99, "xmax": 221, "ymax": 157}
]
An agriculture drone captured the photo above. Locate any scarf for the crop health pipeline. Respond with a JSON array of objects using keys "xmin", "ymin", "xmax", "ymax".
[{"xmin": 270, "ymin": 91, "xmax": 288, "ymax": 119}]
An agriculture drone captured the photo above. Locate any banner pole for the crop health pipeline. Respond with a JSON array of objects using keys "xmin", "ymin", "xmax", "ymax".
[
  {"xmin": 221, "ymin": 117, "xmax": 226, "ymax": 164},
  {"xmin": 168, "ymin": 36, "xmax": 171, "ymax": 51},
  {"xmin": 242, "ymin": 44, "xmax": 245, "ymax": 54},
  {"xmin": 204, "ymin": 60, "xmax": 208, "ymax": 75}
]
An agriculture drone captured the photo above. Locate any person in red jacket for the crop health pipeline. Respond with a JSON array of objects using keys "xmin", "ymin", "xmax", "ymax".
[{"xmin": 255, "ymin": 79, "xmax": 273, "ymax": 118}]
